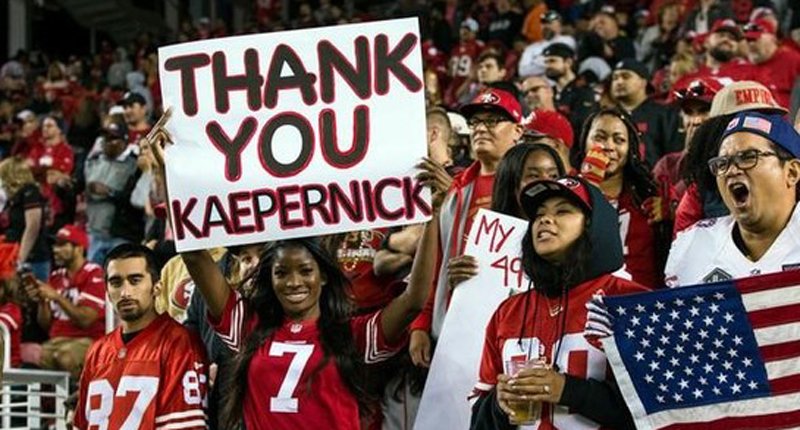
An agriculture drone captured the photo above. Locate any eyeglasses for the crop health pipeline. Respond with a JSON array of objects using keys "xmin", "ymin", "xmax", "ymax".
[
  {"xmin": 467, "ymin": 116, "xmax": 509, "ymax": 130},
  {"xmin": 742, "ymin": 23, "xmax": 764, "ymax": 33},
  {"xmin": 707, "ymin": 149, "xmax": 784, "ymax": 176}
]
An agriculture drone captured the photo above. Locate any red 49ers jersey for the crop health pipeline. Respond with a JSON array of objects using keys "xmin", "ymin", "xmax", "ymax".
[
  {"xmin": 475, "ymin": 274, "xmax": 647, "ymax": 430},
  {"xmin": 211, "ymin": 292, "xmax": 405, "ymax": 430},
  {"xmin": 74, "ymin": 314, "xmax": 208, "ymax": 430},
  {"xmin": 444, "ymin": 39, "xmax": 485, "ymax": 106},
  {"xmin": 615, "ymin": 190, "xmax": 661, "ymax": 289}
]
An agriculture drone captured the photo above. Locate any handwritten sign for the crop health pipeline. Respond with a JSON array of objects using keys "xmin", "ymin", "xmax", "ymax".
[
  {"xmin": 415, "ymin": 209, "xmax": 530, "ymax": 429},
  {"xmin": 158, "ymin": 18, "xmax": 430, "ymax": 251}
]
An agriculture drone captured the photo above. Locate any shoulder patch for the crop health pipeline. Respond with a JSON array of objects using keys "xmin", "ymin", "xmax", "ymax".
[{"xmin": 703, "ymin": 268, "xmax": 733, "ymax": 284}]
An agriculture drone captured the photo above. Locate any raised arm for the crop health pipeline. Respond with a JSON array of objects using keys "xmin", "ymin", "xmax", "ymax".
[{"xmin": 144, "ymin": 112, "xmax": 231, "ymax": 320}]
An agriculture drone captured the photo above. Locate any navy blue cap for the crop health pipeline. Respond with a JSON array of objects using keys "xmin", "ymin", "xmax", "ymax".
[{"xmin": 721, "ymin": 112, "xmax": 800, "ymax": 158}]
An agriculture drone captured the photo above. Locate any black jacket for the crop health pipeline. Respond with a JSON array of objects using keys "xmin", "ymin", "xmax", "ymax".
[{"xmin": 471, "ymin": 180, "xmax": 636, "ymax": 430}]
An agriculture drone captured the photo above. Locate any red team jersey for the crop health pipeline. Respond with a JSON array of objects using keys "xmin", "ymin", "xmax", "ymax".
[
  {"xmin": 74, "ymin": 314, "xmax": 208, "ymax": 430},
  {"xmin": 0, "ymin": 302, "xmax": 22, "ymax": 367},
  {"xmin": 751, "ymin": 46, "xmax": 800, "ymax": 110},
  {"xmin": 444, "ymin": 39, "xmax": 485, "ymax": 106},
  {"xmin": 210, "ymin": 292, "xmax": 404, "ymax": 430},
  {"xmin": 615, "ymin": 191, "xmax": 661, "ymax": 289},
  {"xmin": 48, "ymin": 262, "xmax": 106, "ymax": 339},
  {"xmin": 475, "ymin": 274, "xmax": 647, "ymax": 429}
]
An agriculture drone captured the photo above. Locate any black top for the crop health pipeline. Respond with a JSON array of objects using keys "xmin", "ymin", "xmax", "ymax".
[
  {"xmin": 5, "ymin": 183, "xmax": 49, "ymax": 262},
  {"xmin": 629, "ymin": 98, "xmax": 684, "ymax": 167}
]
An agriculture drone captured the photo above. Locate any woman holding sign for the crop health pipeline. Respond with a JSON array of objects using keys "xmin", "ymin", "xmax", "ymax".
[
  {"xmin": 471, "ymin": 176, "xmax": 647, "ymax": 430},
  {"xmin": 145, "ymin": 124, "xmax": 441, "ymax": 430}
]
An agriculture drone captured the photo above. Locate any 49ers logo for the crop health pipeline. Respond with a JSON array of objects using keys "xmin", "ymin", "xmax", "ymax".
[
  {"xmin": 171, "ymin": 278, "xmax": 196, "ymax": 311},
  {"xmin": 479, "ymin": 92, "xmax": 500, "ymax": 104}
]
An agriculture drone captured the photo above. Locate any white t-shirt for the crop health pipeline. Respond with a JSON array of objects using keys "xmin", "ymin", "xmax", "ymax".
[
  {"xmin": 517, "ymin": 35, "xmax": 577, "ymax": 78},
  {"xmin": 665, "ymin": 204, "xmax": 800, "ymax": 287}
]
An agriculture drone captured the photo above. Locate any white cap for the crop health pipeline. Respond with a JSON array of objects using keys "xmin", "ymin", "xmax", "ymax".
[
  {"xmin": 108, "ymin": 105, "xmax": 125, "ymax": 116},
  {"xmin": 15, "ymin": 109, "xmax": 34, "ymax": 121},
  {"xmin": 447, "ymin": 112, "xmax": 470, "ymax": 136}
]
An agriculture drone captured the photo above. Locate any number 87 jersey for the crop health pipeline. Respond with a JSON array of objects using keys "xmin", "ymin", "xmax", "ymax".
[{"xmin": 74, "ymin": 314, "xmax": 209, "ymax": 430}]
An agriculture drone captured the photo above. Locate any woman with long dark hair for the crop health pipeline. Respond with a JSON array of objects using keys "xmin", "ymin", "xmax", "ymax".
[
  {"xmin": 146, "ymin": 130, "xmax": 437, "ymax": 429},
  {"xmin": 571, "ymin": 107, "xmax": 669, "ymax": 288},
  {"xmin": 439, "ymin": 142, "xmax": 566, "ymax": 305},
  {"xmin": 471, "ymin": 177, "xmax": 647, "ymax": 430}
]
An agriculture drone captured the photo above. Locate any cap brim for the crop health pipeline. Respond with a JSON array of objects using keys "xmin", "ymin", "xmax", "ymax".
[
  {"xmin": 460, "ymin": 104, "xmax": 513, "ymax": 121},
  {"xmin": 520, "ymin": 181, "xmax": 591, "ymax": 220}
]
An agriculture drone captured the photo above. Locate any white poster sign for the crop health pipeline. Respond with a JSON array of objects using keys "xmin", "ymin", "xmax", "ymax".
[
  {"xmin": 415, "ymin": 209, "xmax": 530, "ymax": 429},
  {"xmin": 158, "ymin": 18, "xmax": 430, "ymax": 251}
]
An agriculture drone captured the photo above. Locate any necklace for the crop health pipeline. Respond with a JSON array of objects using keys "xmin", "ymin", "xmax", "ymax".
[{"xmin": 544, "ymin": 295, "xmax": 562, "ymax": 317}]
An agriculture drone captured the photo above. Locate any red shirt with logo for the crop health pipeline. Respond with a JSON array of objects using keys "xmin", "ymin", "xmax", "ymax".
[
  {"xmin": 210, "ymin": 292, "xmax": 404, "ymax": 430},
  {"xmin": 74, "ymin": 314, "xmax": 208, "ymax": 430},
  {"xmin": 48, "ymin": 262, "xmax": 106, "ymax": 339}
]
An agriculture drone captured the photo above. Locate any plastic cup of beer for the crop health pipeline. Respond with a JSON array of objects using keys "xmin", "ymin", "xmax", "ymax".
[{"xmin": 504, "ymin": 358, "xmax": 546, "ymax": 425}]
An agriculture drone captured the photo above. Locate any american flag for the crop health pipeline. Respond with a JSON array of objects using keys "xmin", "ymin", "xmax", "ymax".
[{"xmin": 602, "ymin": 270, "xmax": 800, "ymax": 430}]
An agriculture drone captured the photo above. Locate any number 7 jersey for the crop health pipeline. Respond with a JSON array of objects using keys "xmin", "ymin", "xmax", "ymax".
[{"xmin": 74, "ymin": 313, "xmax": 209, "ymax": 430}]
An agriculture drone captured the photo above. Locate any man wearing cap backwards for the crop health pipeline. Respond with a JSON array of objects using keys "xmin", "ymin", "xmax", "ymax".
[
  {"xmin": 543, "ymin": 43, "xmax": 597, "ymax": 136},
  {"xmin": 745, "ymin": 18, "xmax": 800, "ymax": 110},
  {"xmin": 120, "ymin": 91, "xmax": 152, "ymax": 145},
  {"xmin": 84, "ymin": 117, "xmax": 139, "ymax": 264},
  {"xmin": 410, "ymin": 88, "xmax": 524, "ymax": 368},
  {"xmin": 611, "ymin": 59, "xmax": 683, "ymax": 166},
  {"xmin": 24, "ymin": 224, "xmax": 105, "ymax": 377},
  {"xmin": 665, "ymin": 112, "xmax": 800, "ymax": 287},
  {"xmin": 690, "ymin": 19, "xmax": 760, "ymax": 83},
  {"xmin": 444, "ymin": 18, "xmax": 485, "ymax": 107},
  {"xmin": 517, "ymin": 10, "xmax": 576, "ymax": 78}
]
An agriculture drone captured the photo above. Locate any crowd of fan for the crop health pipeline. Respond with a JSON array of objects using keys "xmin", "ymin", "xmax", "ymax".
[{"xmin": 0, "ymin": 0, "xmax": 799, "ymax": 428}]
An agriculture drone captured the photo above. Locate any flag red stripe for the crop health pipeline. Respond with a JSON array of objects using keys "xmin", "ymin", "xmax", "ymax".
[
  {"xmin": 769, "ymin": 373, "xmax": 800, "ymax": 396},
  {"xmin": 660, "ymin": 408, "xmax": 800, "ymax": 430},
  {"xmin": 736, "ymin": 271, "xmax": 800, "ymax": 294},
  {"xmin": 760, "ymin": 339, "xmax": 800, "ymax": 362},
  {"xmin": 748, "ymin": 303, "xmax": 800, "ymax": 329}
]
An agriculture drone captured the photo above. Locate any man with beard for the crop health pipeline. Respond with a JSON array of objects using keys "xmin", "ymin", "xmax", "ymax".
[
  {"xmin": 745, "ymin": 18, "xmax": 800, "ymax": 111},
  {"xmin": 610, "ymin": 59, "xmax": 683, "ymax": 166},
  {"xmin": 690, "ymin": 19, "xmax": 760, "ymax": 83},
  {"xmin": 75, "ymin": 244, "xmax": 208, "ymax": 430},
  {"xmin": 665, "ymin": 112, "xmax": 800, "ymax": 287},
  {"xmin": 517, "ymin": 10, "xmax": 576, "ymax": 78},
  {"xmin": 24, "ymin": 225, "xmax": 105, "ymax": 378},
  {"xmin": 543, "ymin": 43, "xmax": 596, "ymax": 136}
]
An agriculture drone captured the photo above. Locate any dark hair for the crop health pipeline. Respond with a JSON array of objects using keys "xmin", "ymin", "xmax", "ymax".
[
  {"xmin": 104, "ymin": 243, "xmax": 160, "ymax": 283},
  {"xmin": 477, "ymin": 51, "xmax": 505, "ymax": 68},
  {"xmin": 221, "ymin": 237, "xmax": 367, "ymax": 428},
  {"xmin": 521, "ymin": 219, "xmax": 592, "ymax": 298},
  {"xmin": 491, "ymin": 143, "xmax": 566, "ymax": 217},
  {"xmin": 681, "ymin": 114, "xmax": 734, "ymax": 193},
  {"xmin": 572, "ymin": 107, "xmax": 659, "ymax": 205}
]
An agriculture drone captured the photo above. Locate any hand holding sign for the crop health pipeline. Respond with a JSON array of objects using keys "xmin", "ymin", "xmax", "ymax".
[
  {"xmin": 446, "ymin": 255, "xmax": 478, "ymax": 289},
  {"xmin": 415, "ymin": 157, "xmax": 452, "ymax": 212},
  {"xmin": 142, "ymin": 107, "xmax": 174, "ymax": 174}
]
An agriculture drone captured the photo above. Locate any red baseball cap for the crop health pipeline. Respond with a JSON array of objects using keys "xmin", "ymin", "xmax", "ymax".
[
  {"xmin": 672, "ymin": 78, "xmax": 723, "ymax": 110},
  {"xmin": 520, "ymin": 176, "xmax": 592, "ymax": 220},
  {"xmin": 461, "ymin": 88, "xmax": 523, "ymax": 124},
  {"xmin": 524, "ymin": 110, "xmax": 574, "ymax": 148},
  {"xmin": 710, "ymin": 19, "xmax": 743, "ymax": 40},
  {"xmin": 744, "ymin": 18, "xmax": 777, "ymax": 40},
  {"xmin": 55, "ymin": 224, "xmax": 89, "ymax": 249}
]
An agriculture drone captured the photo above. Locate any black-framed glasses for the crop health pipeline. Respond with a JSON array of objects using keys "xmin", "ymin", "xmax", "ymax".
[
  {"xmin": 742, "ymin": 23, "xmax": 764, "ymax": 34},
  {"xmin": 707, "ymin": 149, "xmax": 783, "ymax": 176},
  {"xmin": 467, "ymin": 116, "xmax": 509, "ymax": 130}
]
